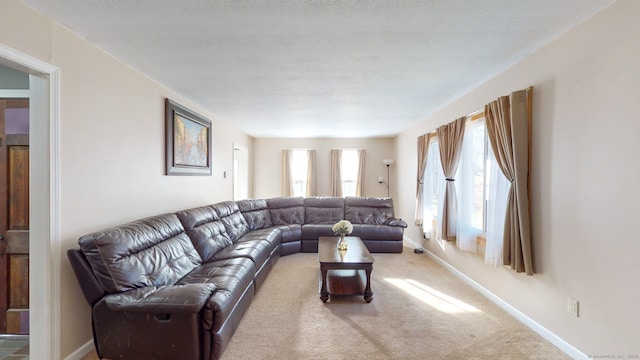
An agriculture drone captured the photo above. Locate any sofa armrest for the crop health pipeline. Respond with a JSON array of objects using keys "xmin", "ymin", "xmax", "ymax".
[
  {"xmin": 104, "ymin": 283, "xmax": 217, "ymax": 314},
  {"xmin": 67, "ymin": 248, "xmax": 106, "ymax": 306},
  {"xmin": 384, "ymin": 218, "xmax": 408, "ymax": 228}
]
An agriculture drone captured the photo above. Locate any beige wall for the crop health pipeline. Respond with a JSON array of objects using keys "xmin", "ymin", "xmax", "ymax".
[
  {"xmin": 1, "ymin": 1, "xmax": 252, "ymax": 357},
  {"xmin": 395, "ymin": 0, "xmax": 640, "ymax": 356},
  {"xmin": 253, "ymin": 137, "xmax": 395, "ymax": 199}
]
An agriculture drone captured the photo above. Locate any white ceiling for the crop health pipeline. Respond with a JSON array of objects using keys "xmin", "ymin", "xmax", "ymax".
[{"xmin": 23, "ymin": 0, "xmax": 615, "ymax": 138}]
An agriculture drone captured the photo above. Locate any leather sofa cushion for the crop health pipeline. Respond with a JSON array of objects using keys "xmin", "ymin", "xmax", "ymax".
[
  {"xmin": 186, "ymin": 220, "xmax": 232, "ymax": 263},
  {"xmin": 210, "ymin": 240, "xmax": 272, "ymax": 271},
  {"xmin": 177, "ymin": 258, "xmax": 255, "ymax": 291},
  {"xmin": 304, "ymin": 197, "xmax": 344, "ymax": 224},
  {"xmin": 267, "ymin": 197, "xmax": 305, "ymax": 225},
  {"xmin": 177, "ymin": 206, "xmax": 233, "ymax": 263},
  {"xmin": 301, "ymin": 224, "xmax": 335, "ymax": 240},
  {"xmin": 271, "ymin": 224, "xmax": 302, "ymax": 243},
  {"xmin": 79, "ymin": 214, "xmax": 202, "ymax": 293},
  {"xmin": 236, "ymin": 228, "xmax": 281, "ymax": 254},
  {"xmin": 351, "ymin": 224, "xmax": 404, "ymax": 240},
  {"xmin": 212, "ymin": 201, "xmax": 250, "ymax": 242},
  {"xmin": 103, "ymin": 283, "xmax": 217, "ymax": 314},
  {"xmin": 385, "ymin": 218, "xmax": 408, "ymax": 228},
  {"xmin": 237, "ymin": 199, "xmax": 273, "ymax": 230},
  {"xmin": 345, "ymin": 196, "xmax": 396, "ymax": 225},
  {"xmin": 176, "ymin": 205, "xmax": 219, "ymax": 230},
  {"xmin": 177, "ymin": 258, "xmax": 256, "ymax": 331}
]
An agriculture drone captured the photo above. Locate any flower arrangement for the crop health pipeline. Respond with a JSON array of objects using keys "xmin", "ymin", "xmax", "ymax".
[{"xmin": 332, "ymin": 220, "xmax": 353, "ymax": 237}]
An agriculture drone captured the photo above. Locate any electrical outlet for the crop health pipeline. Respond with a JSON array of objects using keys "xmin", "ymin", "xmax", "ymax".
[{"xmin": 567, "ymin": 298, "xmax": 579, "ymax": 317}]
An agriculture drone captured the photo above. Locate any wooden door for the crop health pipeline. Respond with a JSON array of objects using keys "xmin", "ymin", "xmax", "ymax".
[{"xmin": 0, "ymin": 99, "xmax": 29, "ymax": 335}]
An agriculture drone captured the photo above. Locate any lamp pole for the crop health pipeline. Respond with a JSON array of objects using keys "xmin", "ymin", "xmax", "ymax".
[
  {"xmin": 382, "ymin": 159, "xmax": 394, "ymax": 198},
  {"xmin": 385, "ymin": 164, "xmax": 390, "ymax": 197}
]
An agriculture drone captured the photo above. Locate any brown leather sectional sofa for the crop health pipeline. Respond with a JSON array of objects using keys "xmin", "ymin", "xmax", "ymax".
[{"xmin": 67, "ymin": 196, "xmax": 407, "ymax": 360}]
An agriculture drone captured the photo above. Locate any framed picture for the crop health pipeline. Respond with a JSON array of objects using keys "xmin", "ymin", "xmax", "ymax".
[{"xmin": 165, "ymin": 99, "xmax": 212, "ymax": 175}]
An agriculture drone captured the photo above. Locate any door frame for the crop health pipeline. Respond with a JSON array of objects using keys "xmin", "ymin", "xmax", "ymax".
[{"xmin": 0, "ymin": 44, "xmax": 61, "ymax": 360}]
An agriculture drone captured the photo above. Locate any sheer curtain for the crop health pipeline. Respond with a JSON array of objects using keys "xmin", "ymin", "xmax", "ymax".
[
  {"xmin": 330, "ymin": 149, "xmax": 342, "ymax": 197},
  {"xmin": 355, "ymin": 149, "xmax": 365, "ymax": 196},
  {"xmin": 436, "ymin": 117, "xmax": 466, "ymax": 241},
  {"xmin": 485, "ymin": 148, "xmax": 509, "ymax": 266},
  {"xmin": 282, "ymin": 149, "xmax": 293, "ymax": 196},
  {"xmin": 485, "ymin": 89, "xmax": 533, "ymax": 274},
  {"xmin": 415, "ymin": 134, "xmax": 430, "ymax": 226},
  {"xmin": 421, "ymin": 141, "xmax": 445, "ymax": 239},
  {"xmin": 456, "ymin": 121, "xmax": 478, "ymax": 252},
  {"xmin": 305, "ymin": 150, "xmax": 317, "ymax": 196}
]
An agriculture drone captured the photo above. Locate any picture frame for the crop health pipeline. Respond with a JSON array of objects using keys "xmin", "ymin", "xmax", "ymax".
[{"xmin": 165, "ymin": 98, "xmax": 212, "ymax": 176}]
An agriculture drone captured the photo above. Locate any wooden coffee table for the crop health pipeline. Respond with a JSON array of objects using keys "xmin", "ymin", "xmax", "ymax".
[{"xmin": 318, "ymin": 236, "xmax": 374, "ymax": 303}]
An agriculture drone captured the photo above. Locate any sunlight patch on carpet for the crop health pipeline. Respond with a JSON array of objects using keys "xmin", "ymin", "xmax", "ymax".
[{"xmin": 385, "ymin": 278, "xmax": 482, "ymax": 314}]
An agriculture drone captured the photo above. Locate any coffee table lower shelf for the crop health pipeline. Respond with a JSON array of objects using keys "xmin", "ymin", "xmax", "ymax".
[
  {"xmin": 319, "ymin": 267, "xmax": 373, "ymax": 303},
  {"xmin": 321, "ymin": 269, "xmax": 366, "ymax": 296}
]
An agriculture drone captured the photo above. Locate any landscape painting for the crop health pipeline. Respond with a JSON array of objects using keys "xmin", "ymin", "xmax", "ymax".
[{"xmin": 165, "ymin": 99, "xmax": 212, "ymax": 175}]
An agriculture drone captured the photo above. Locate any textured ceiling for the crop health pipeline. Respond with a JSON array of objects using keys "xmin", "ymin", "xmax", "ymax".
[{"xmin": 24, "ymin": 0, "xmax": 615, "ymax": 138}]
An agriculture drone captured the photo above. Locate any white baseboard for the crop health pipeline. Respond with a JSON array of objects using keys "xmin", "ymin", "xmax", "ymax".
[
  {"xmin": 403, "ymin": 235, "xmax": 425, "ymax": 250},
  {"xmin": 421, "ymin": 247, "xmax": 587, "ymax": 360},
  {"xmin": 64, "ymin": 339, "xmax": 94, "ymax": 360}
]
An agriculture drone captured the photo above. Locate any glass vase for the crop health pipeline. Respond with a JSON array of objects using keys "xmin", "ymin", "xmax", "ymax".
[{"xmin": 337, "ymin": 234, "xmax": 348, "ymax": 251}]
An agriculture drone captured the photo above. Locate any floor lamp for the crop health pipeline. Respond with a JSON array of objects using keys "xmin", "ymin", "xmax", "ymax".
[{"xmin": 377, "ymin": 159, "xmax": 394, "ymax": 197}]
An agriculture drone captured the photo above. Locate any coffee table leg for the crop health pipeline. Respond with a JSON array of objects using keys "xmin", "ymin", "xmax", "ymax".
[
  {"xmin": 364, "ymin": 268, "xmax": 373, "ymax": 303},
  {"xmin": 320, "ymin": 267, "xmax": 329, "ymax": 302}
]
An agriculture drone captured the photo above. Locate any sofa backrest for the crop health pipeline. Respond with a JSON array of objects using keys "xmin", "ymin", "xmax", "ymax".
[
  {"xmin": 211, "ymin": 201, "xmax": 250, "ymax": 242},
  {"xmin": 304, "ymin": 197, "xmax": 344, "ymax": 224},
  {"xmin": 78, "ymin": 213, "xmax": 202, "ymax": 294},
  {"xmin": 267, "ymin": 197, "xmax": 305, "ymax": 225},
  {"xmin": 176, "ymin": 205, "xmax": 233, "ymax": 263},
  {"xmin": 236, "ymin": 199, "xmax": 273, "ymax": 231},
  {"xmin": 344, "ymin": 197, "xmax": 395, "ymax": 225}
]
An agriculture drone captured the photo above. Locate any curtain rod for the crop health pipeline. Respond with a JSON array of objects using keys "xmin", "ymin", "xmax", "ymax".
[{"xmin": 422, "ymin": 86, "xmax": 532, "ymax": 135}]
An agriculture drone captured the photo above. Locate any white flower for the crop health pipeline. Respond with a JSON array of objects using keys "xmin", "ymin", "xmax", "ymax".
[{"xmin": 332, "ymin": 220, "xmax": 353, "ymax": 236}]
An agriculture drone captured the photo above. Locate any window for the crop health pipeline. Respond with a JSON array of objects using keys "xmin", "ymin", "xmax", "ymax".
[
  {"xmin": 331, "ymin": 149, "xmax": 364, "ymax": 197},
  {"xmin": 457, "ymin": 115, "xmax": 509, "ymax": 261},
  {"xmin": 341, "ymin": 149, "xmax": 359, "ymax": 197},
  {"xmin": 421, "ymin": 138, "xmax": 444, "ymax": 238},
  {"xmin": 467, "ymin": 118, "xmax": 488, "ymax": 232},
  {"xmin": 456, "ymin": 117, "xmax": 489, "ymax": 251},
  {"xmin": 421, "ymin": 116, "xmax": 508, "ymax": 262},
  {"xmin": 291, "ymin": 149, "xmax": 309, "ymax": 197}
]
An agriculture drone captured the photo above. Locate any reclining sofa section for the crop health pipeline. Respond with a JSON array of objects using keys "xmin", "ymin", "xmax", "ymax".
[{"xmin": 68, "ymin": 196, "xmax": 407, "ymax": 360}]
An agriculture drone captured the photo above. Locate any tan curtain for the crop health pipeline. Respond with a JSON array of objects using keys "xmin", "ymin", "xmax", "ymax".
[
  {"xmin": 485, "ymin": 90, "xmax": 532, "ymax": 275},
  {"xmin": 331, "ymin": 149, "xmax": 342, "ymax": 197},
  {"xmin": 414, "ymin": 134, "xmax": 430, "ymax": 226},
  {"xmin": 436, "ymin": 117, "xmax": 466, "ymax": 241},
  {"xmin": 355, "ymin": 149, "xmax": 365, "ymax": 196},
  {"xmin": 282, "ymin": 149, "xmax": 293, "ymax": 196},
  {"xmin": 305, "ymin": 150, "xmax": 317, "ymax": 197}
]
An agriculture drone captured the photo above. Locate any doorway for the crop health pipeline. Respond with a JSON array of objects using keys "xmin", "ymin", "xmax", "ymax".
[
  {"xmin": 233, "ymin": 143, "xmax": 249, "ymax": 201},
  {"xmin": 0, "ymin": 44, "xmax": 60, "ymax": 360}
]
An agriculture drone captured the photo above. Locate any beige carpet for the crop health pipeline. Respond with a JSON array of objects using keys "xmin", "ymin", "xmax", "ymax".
[
  {"xmin": 83, "ymin": 248, "xmax": 570, "ymax": 360},
  {"xmin": 221, "ymin": 249, "xmax": 569, "ymax": 360}
]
